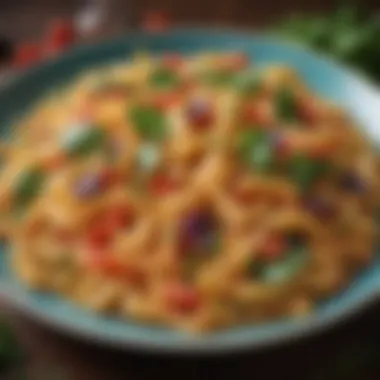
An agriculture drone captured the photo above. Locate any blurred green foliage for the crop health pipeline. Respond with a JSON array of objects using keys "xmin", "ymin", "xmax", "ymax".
[{"xmin": 273, "ymin": 3, "xmax": 380, "ymax": 83}]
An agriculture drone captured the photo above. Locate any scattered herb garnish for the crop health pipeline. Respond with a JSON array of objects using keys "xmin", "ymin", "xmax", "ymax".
[
  {"xmin": 288, "ymin": 155, "xmax": 329, "ymax": 192},
  {"xmin": 13, "ymin": 167, "xmax": 45, "ymax": 207},
  {"xmin": 275, "ymin": 87, "xmax": 299, "ymax": 122},
  {"xmin": 129, "ymin": 105, "xmax": 167, "ymax": 141},
  {"xmin": 62, "ymin": 126, "xmax": 106, "ymax": 158},
  {"xmin": 237, "ymin": 130, "xmax": 274, "ymax": 173},
  {"xmin": 149, "ymin": 67, "xmax": 180, "ymax": 89}
]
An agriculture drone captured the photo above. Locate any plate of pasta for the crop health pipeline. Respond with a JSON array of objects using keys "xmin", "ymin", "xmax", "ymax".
[{"xmin": 0, "ymin": 29, "xmax": 379, "ymax": 352}]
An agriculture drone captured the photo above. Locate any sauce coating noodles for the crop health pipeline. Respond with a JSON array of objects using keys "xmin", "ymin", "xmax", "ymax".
[{"xmin": 0, "ymin": 52, "xmax": 378, "ymax": 332}]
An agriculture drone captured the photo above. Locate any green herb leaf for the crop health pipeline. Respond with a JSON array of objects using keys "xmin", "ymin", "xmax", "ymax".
[
  {"xmin": 237, "ymin": 130, "xmax": 274, "ymax": 173},
  {"xmin": 234, "ymin": 72, "xmax": 262, "ymax": 96},
  {"xmin": 14, "ymin": 167, "xmax": 45, "ymax": 206},
  {"xmin": 149, "ymin": 68, "xmax": 180, "ymax": 89},
  {"xmin": 275, "ymin": 87, "xmax": 299, "ymax": 122},
  {"xmin": 289, "ymin": 155, "xmax": 329, "ymax": 192},
  {"xmin": 62, "ymin": 126, "xmax": 106, "ymax": 158},
  {"xmin": 129, "ymin": 105, "xmax": 167, "ymax": 141},
  {"xmin": 259, "ymin": 244, "xmax": 308, "ymax": 284}
]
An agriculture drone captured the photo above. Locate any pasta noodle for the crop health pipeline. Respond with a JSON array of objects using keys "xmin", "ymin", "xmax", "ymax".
[{"xmin": 0, "ymin": 52, "xmax": 378, "ymax": 332}]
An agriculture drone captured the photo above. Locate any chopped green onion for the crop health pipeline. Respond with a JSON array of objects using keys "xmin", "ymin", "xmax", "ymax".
[{"xmin": 129, "ymin": 105, "xmax": 167, "ymax": 141}]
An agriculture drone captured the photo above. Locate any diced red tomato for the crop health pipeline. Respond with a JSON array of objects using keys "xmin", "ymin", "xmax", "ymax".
[
  {"xmin": 260, "ymin": 234, "xmax": 286, "ymax": 261},
  {"xmin": 142, "ymin": 10, "xmax": 170, "ymax": 32},
  {"xmin": 153, "ymin": 92, "xmax": 180, "ymax": 110},
  {"xmin": 241, "ymin": 103, "xmax": 272, "ymax": 126},
  {"xmin": 88, "ymin": 253, "xmax": 145, "ymax": 283},
  {"xmin": 44, "ymin": 18, "xmax": 76, "ymax": 55},
  {"xmin": 87, "ymin": 252, "xmax": 125, "ymax": 276},
  {"xmin": 166, "ymin": 283, "xmax": 200, "ymax": 313},
  {"xmin": 13, "ymin": 42, "xmax": 42, "ymax": 68},
  {"xmin": 86, "ymin": 222, "xmax": 113, "ymax": 250},
  {"xmin": 104, "ymin": 205, "xmax": 134, "ymax": 230},
  {"xmin": 149, "ymin": 173, "xmax": 178, "ymax": 196}
]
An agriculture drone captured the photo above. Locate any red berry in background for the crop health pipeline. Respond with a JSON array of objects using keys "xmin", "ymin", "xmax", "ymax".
[
  {"xmin": 142, "ymin": 10, "xmax": 170, "ymax": 32},
  {"xmin": 44, "ymin": 18, "xmax": 76, "ymax": 56},
  {"xmin": 13, "ymin": 41, "xmax": 42, "ymax": 68}
]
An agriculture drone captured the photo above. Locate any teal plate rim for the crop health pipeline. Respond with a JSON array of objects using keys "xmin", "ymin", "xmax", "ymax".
[{"xmin": 0, "ymin": 28, "xmax": 379, "ymax": 353}]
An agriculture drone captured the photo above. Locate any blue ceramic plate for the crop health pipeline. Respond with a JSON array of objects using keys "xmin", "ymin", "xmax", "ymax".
[{"xmin": 0, "ymin": 29, "xmax": 379, "ymax": 353}]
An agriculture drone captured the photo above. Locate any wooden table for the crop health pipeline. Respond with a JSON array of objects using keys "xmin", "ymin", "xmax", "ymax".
[
  {"xmin": 3, "ymin": 300, "xmax": 380, "ymax": 380},
  {"xmin": 1, "ymin": 1, "xmax": 380, "ymax": 379}
]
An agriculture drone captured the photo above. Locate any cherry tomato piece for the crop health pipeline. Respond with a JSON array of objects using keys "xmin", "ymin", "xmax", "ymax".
[
  {"xmin": 149, "ymin": 173, "xmax": 177, "ymax": 196},
  {"xmin": 260, "ymin": 234, "xmax": 286, "ymax": 261},
  {"xmin": 166, "ymin": 283, "xmax": 200, "ymax": 313},
  {"xmin": 104, "ymin": 206, "xmax": 134, "ymax": 230}
]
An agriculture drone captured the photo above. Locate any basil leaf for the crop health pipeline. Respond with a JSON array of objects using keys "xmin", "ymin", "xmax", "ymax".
[
  {"xmin": 149, "ymin": 68, "xmax": 180, "ymax": 89},
  {"xmin": 62, "ymin": 126, "xmax": 106, "ymax": 158},
  {"xmin": 289, "ymin": 155, "xmax": 328, "ymax": 192},
  {"xmin": 14, "ymin": 167, "xmax": 45, "ymax": 206},
  {"xmin": 237, "ymin": 130, "xmax": 274, "ymax": 173},
  {"xmin": 129, "ymin": 105, "xmax": 167, "ymax": 141},
  {"xmin": 259, "ymin": 245, "xmax": 308, "ymax": 284},
  {"xmin": 275, "ymin": 87, "xmax": 299, "ymax": 122}
]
